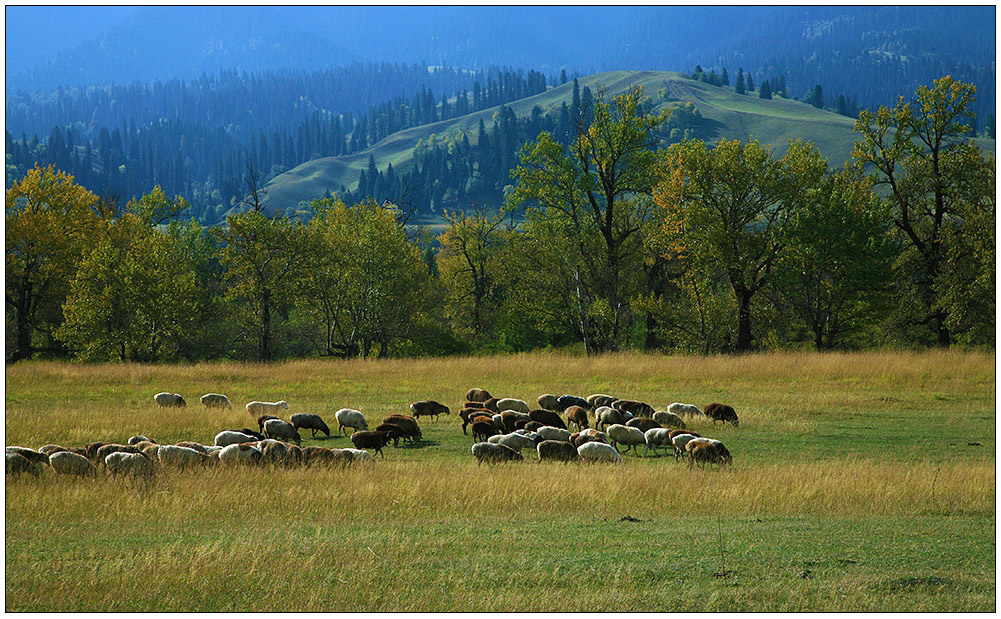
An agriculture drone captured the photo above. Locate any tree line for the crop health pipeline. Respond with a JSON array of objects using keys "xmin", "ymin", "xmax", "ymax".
[{"xmin": 6, "ymin": 77, "xmax": 994, "ymax": 363}]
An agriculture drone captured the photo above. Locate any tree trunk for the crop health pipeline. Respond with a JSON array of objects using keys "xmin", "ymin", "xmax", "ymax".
[
  {"xmin": 644, "ymin": 312, "xmax": 658, "ymax": 350},
  {"xmin": 935, "ymin": 310, "xmax": 951, "ymax": 348}
]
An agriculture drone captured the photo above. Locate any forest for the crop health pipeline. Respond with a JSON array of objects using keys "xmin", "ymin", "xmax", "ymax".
[{"xmin": 6, "ymin": 77, "xmax": 994, "ymax": 363}]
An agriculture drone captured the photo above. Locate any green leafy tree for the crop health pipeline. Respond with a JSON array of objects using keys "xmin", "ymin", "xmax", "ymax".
[
  {"xmin": 508, "ymin": 86, "xmax": 668, "ymax": 353},
  {"xmin": 5, "ymin": 165, "xmax": 107, "ymax": 361},
  {"xmin": 773, "ymin": 165, "xmax": 896, "ymax": 349},
  {"xmin": 214, "ymin": 209, "xmax": 309, "ymax": 361},
  {"xmin": 852, "ymin": 76, "xmax": 993, "ymax": 346},
  {"xmin": 57, "ymin": 188, "xmax": 200, "ymax": 361},
  {"xmin": 656, "ymin": 138, "xmax": 827, "ymax": 352}
]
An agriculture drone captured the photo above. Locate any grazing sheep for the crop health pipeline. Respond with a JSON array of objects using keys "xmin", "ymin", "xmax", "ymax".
[
  {"xmin": 704, "ymin": 403, "xmax": 739, "ymax": 427},
  {"xmin": 570, "ymin": 431, "xmax": 607, "ymax": 449},
  {"xmin": 667, "ymin": 402, "xmax": 703, "ymax": 418},
  {"xmin": 465, "ymin": 388, "xmax": 493, "ymax": 403},
  {"xmin": 529, "ymin": 409, "xmax": 567, "ymax": 430},
  {"xmin": 613, "ymin": 399, "xmax": 656, "ymax": 418},
  {"xmin": 154, "ymin": 392, "xmax": 186, "ymax": 408},
  {"xmin": 85, "ymin": 442, "xmax": 108, "ymax": 459},
  {"xmin": 382, "ymin": 415, "xmax": 422, "ymax": 445},
  {"xmin": 105, "ymin": 452, "xmax": 153, "ymax": 477},
  {"xmin": 537, "ymin": 426, "xmax": 572, "ymax": 442},
  {"xmin": 235, "ymin": 428, "xmax": 266, "ymax": 441},
  {"xmin": 158, "ymin": 445, "xmax": 211, "ymax": 469},
  {"xmin": 257, "ymin": 414, "xmax": 281, "ymax": 433},
  {"xmin": 495, "ymin": 398, "xmax": 530, "ymax": 414},
  {"xmin": 257, "ymin": 439, "xmax": 290, "ymax": 466},
  {"xmin": 218, "ymin": 443, "xmax": 262, "ymax": 466},
  {"xmin": 334, "ymin": 408, "xmax": 368, "ymax": 436},
  {"xmin": 606, "ymin": 424, "xmax": 647, "ymax": 455},
  {"xmin": 537, "ymin": 394, "xmax": 561, "ymax": 411},
  {"xmin": 576, "ymin": 441, "xmax": 624, "ymax": 463},
  {"xmin": 626, "ymin": 417, "xmax": 661, "ymax": 433},
  {"xmin": 523, "ymin": 421, "xmax": 544, "ymax": 433},
  {"xmin": 343, "ymin": 448, "xmax": 376, "ymax": 464},
  {"xmin": 595, "ymin": 407, "xmax": 626, "ymax": 431},
  {"xmin": 375, "ymin": 423, "xmax": 407, "ymax": 447},
  {"xmin": 94, "ymin": 444, "xmax": 139, "ymax": 465},
  {"xmin": 470, "ymin": 442, "xmax": 523, "ymax": 465},
  {"xmin": 557, "ymin": 395, "xmax": 589, "ymax": 412},
  {"xmin": 459, "ymin": 407, "xmax": 491, "ymax": 435},
  {"xmin": 471, "ymin": 420, "xmax": 500, "ymax": 443},
  {"xmin": 6, "ymin": 452, "xmax": 40, "ymax": 476},
  {"xmin": 245, "ymin": 400, "xmax": 289, "ymax": 418},
  {"xmin": 285, "ymin": 444, "xmax": 304, "ymax": 466},
  {"xmin": 537, "ymin": 440, "xmax": 579, "ymax": 463},
  {"xmin": 263, "ymin": 419, "xmax": 302, "ymax": 445},
  {"xmin": 500, "ymin": 411, "xmax": 530, "ymax": 433},
  {"xmin": 38, "ymin": 444, "xmax": 69, "ymax": 457},
  {"xmin": 688, "ymin": 440, "xmax": 733, "ymax": 469},
  {"xmin": 410, "ymin": 401, "xmax": 450, "ymax": 422},
  {"xmin": 290, "ymin": 412, "xmax": 332, "ymax": 436},
  {"xmin": 350, "ymin": 431, "xmax": 390, "ymax": 458},
  {"xmin": 200, "ymin": 393, "xmax": 233, "ymax": 409},
  {"xmin": 587, "ymin": 394, "xmax": 618, "ymax": 409},
  {"xmin": 303, "ymin": 446, "xmax": 351, "ymax": 468},
  {"xmin": 214, "ymin": 431, "xmax": 258, "ymax": 447},
  {"xmin": 50, "ymin": 451, "xmax": 97, "ymax": 477},
  {"xmin": 487, "ymin": 432, "xmax": 538, "ymax": 453},
  {"xmin": 643, "ymin": 428, "xmax": 674, "ymax": 457},
  {"xmin": 127, "ymin": 435, "xmax": 155, "ymax": 446},
  {"xmin": 653, "ymin": 411, "xmax": 686, "ymax": 429},
  {"xmin": 174, "ymin": 441, "xmax": 208, "ymax": 454},
  {"xmin": 6, "ymin": 446, "xmax": 49, "ymax": 467},
  {"xmin": 565, "ymin": 406, "xmax": 590, "ymax": 431},
  {"xmin": 482, "ymin": 398, "xmax": 501, "ymax": 413},
  {"xmin": 141, "ymin": 443, "xmax": 161, "ymax": 461},
  {"xmin": 671, "ymin": 433, "xmax": 701, "ymax": 461}
]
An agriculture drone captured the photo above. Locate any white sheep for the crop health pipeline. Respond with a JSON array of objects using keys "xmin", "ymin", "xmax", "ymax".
[
  {"xmin": 606, "ymin": 424, "xmax": 646, "ymax": 455},
  {"xmin": 334, "ymin": 408, "xmax": 368, "ymax": 436},
  {"xmin": 49, "ymin": 451, "xmax": 96, "ymax": 477},
  {"xmin": 257, "ymin": 439, "xmax": 290, "ymax": 465},
  {"xmin": 214, "ymin": 430, "xmax": 258, "ymax": 447},
  {"xmin": 245, "ymin": 400, "xmax": 289, "ymax": 418},
  {"xmin": 263, "ymin": 419, "xmax": 301, "ymax": 445},
  {"xmin": 217, "ymin": 443, "xmax": 262, "ymax": 465},
  {"xmin": 576, "ymin": 441, "xmax": 623, "ymax": 463},
  {"xmin": 495, "ymin": 398, "xmax": 530, "ymax": 414},
  {"xmin": 470, "ymin": 442, "xmax": 523, "ymax": 465},
  {"xmin": 671, "ymin": 433, "xmax": 700, "ymax": 460},
  {"xmin": 158, "ymin": 445, "xmax": 211, "ymax": 469},
  {"xmin": 128, "ymin": 435, "xmax": 155, "ymax": 446},
  {"xmin": 154, "ymin": 392, "xmax": 186, "ymax": 408},
  {"xmin": 653, "ymin": 411, "xmax": 686, "ymax": 429},
  {"xmin": 643, "ymin": 428, "xmax": 674, "ymax": 457},
  {"xmin": 668, "ymin": 402, "xmax": 703, "ymax": 418},
  {"xmin": 487, "ymin": 432, "xmax": 538, "ymax": 452},
  {"xmin": 105, "ymin": 452, "xmax": 153, "ymax": 477},
  {"xmin": 343, "ymin": 448, "xmax": 376, "ymax": 464},
  {"xmin": 200, "ymin": 393, "xmax": 232, "ymax": 409},
  {"xmin": 537, "ymin": 394, "xmax": 560, "ymax": 411},
  {"xmin": 537, "ymin": 426, "xmax": 572, "ymax": 442}
]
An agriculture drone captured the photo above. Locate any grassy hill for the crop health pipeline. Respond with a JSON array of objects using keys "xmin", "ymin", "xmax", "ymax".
[{"xmin": 262, "ymin": 70, "xmax": 994, "ymax": 216}]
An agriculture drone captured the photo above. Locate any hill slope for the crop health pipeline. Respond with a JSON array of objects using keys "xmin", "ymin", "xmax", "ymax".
[{"xmin": 263, "ymin": 70, "xmax": 992, "ymax": 214}]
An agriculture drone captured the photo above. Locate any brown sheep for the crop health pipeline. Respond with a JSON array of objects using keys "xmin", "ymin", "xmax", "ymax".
[
  {"xmin": 6, "ymin": 447, "xmax": 49, "ymax": 467},
  {"xmin": 704, "ymin": 403, "xmax": 739, "ymax": 427},
  {"xmin": 375, "ymin": 423, "xmax": 407, "ymax": 447},
  {"xmin": 480, "ymin": 397, "xmax": 500, "ymax": 413},
  {"xmin": 351, "ymin": 431, "xmax": 390, "ymax": 458},
  {"xmin": 410, "ymin": 400, "xmax": 451, "ymax": 422},
  {"xmin": 94, "ymin": 444, "xmax": 140, "ymax": 465},
  {"xmin": 174, "ymin": 441, "xmax": 208, "ymax": 454},
  {"xmin": 303, "ymin": 446, "xmax": 351, "ymax": 467},
  {"xmin": 465, "ymin": 388, "xmax": 493, "ymax": 403},
  {"xmin": 382, "ymin": 415, "xmax": 422, "ymax": 445},
  {"xmin": 536, "ymin": 440, "xmax": 579, "ymax": 463},
  {"xmin": 565, "ymin": 406, "xmax": 589, "ymax": 431},
  {"xmin": 626, "ymin": 417, "xmax": 662, "ymax": 433},
  {"xmin": 688, "ymin": 441, "xmax": 733, "ymax": 469},
  {"xmin": 459, "ymin": 407, "xmax": 491, "ymax": 435},
  {"xmin": 613, "ymin": 399, "xmax": 656, "ymax": 418},
  {"xmin": 38, "ymin": 444, "xmax": 69, "ymax": 456},
  {"xmin": 471, "ymin": 420, "xmax": 500, "ymax": 443},
  {"xmin": 529, "ymin": 409, "xmax": 567, "ymax": 430},
  {"xmin": 85, "ymin": 442, "xmax": 109, "ymax": 460},
  {"xmin": 523, "ymin": 421, "xmax": 544, "ymax": 433}
]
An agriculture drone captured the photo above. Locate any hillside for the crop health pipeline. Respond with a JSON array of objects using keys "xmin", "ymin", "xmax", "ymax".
[{"xmin": 264, "ymin": 69, "xmax": 925, "ymax": 215}]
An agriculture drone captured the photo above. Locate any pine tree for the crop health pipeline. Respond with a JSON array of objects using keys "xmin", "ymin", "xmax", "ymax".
[
  {"xmin": 758, "ymin": 80, "xmax": 772, "ymax": 99},
  {"xmin": 746, "ymin": 74, "xmax": 755, "ymax": 92},
  {"xmin": 721, "ymin": 68, "xmax": 729, "ymax": 86},
  {"xmin": 735, "ymin": 68, "xmax": 746, "ymax": 95}
]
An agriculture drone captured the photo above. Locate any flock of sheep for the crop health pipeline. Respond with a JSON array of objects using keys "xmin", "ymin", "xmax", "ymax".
[
  {"xmin": 455, "ymin": 389, "xmax": 736, "ymax": 467},
  {"xmin": 5, "ymin": 387, "xmax": 738, "ymax": 479}
]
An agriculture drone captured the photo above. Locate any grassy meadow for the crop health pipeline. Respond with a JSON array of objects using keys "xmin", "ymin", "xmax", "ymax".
[{"xmin": 5, "ymin": 350, "xmax": 996, "ymax": 611}]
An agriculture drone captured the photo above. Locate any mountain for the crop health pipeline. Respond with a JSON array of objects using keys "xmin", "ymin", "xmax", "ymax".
[{"xmin": 258, "ymin": 70, "xmax": 870, "ymax": 216}]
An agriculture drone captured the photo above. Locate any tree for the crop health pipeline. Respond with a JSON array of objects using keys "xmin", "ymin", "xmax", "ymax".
[
  {"xmin": 758, "ymin": 80, "xmax": 772, "ymax": 100},
  {"xmin": 852, "ymin": 76, "xmax": 993, "ymax": 346},
  {"xmin": 746, "ymin": 74, "xmax": 755, "ymax": 92},
  {"xmin": 437, "ymin": 205, "xmax": 506, "ymax": 340},
  {"xmin": 5, "ymin": 165, "xmax": 107, "ymax": 362},
  {"xmin": 655, "ymin": 138, "xmax": 827, "ymax": 352},
  {"xmin": 57, "ymin": 189, "xmax": 201, "ymax": 361},
  {"xmin": 721, "ymin": 68, "xmax": 730, "ymax": 86},
  {"xmin": 810, "ymin": 85, "xmax": 824, "ymax": 109},
  {"xmin": 508, "ymin": 86, "xmax": 668, "ymax": 353},
  {"xmin": 213, "ymin": 209, "xmax": 309, "ymax": 361},
  {"xmin": 773, "ymin": 164, "xmax": 895, "ymax": 349},
  {"xmin": 735, "ymin": 68, "xmax": 746, "ymax": 95}
]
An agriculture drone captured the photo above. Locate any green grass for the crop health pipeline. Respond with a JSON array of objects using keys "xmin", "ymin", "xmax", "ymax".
[{"xmin": 5, "ymin": 350, "xmax": 996, "ymax": 611}]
